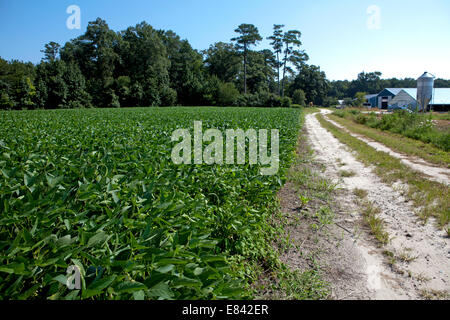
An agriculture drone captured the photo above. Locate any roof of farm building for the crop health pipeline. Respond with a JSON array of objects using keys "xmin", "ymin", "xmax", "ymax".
[
  {"xmin": 374, "ymin": 88, "xmax": 414, "ymax": 98},
  {"xmin": 365, "ymin": 94, "xmax": 377, "ymax": 99},
  {"xmin": 394, "ymin": 88, "xmax": 450, "ymax": 105},
  {"xmin": 430, "ymin": 88, "xmax": 450, "ymax": 105},
  {"xmin": 384, "ymin": 88, "xmax": 415, "ymax": 96}
]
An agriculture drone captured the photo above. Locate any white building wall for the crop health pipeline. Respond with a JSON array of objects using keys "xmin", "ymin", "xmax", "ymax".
[{"xmin": 390, "ymin": 90, "xmax": 417, "ymax": 108}]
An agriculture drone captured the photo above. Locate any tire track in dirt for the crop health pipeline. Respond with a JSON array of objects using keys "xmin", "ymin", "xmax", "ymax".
[
  {"xmin": 305, "ymin": 112, "xmax": 450, "ymax": 300},
  {"xmin": 321, "ymin": 109, "xmax": 450, "ymax": 186}
]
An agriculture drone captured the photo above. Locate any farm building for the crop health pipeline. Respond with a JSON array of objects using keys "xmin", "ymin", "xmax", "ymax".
[
  {"xmin": 363, "ymin": 72, "xmax": 450, "ymax": 111},
  {"xmin": 365, "ymin": 88, "xmax": 450, "ymax": 111},
  {"xmin": 364, "ymin": 94, "xmax": 377, "ymax": 108},
  {"xmin": 389, "ymin": 89, "xmax": 418, "ymax": 109},
  {"xmin": 372, "ymin": 88, "xmax": 414, "ymax": 109},
  {"xmin": 429, "ymin": 88, "xmax": 450, "ymax": 112},
  {"xmin": 385, "ymin": 88, "xmax": 450, "ymax": 112}
]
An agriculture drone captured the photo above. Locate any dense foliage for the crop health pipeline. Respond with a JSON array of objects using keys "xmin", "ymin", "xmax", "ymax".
[
  {"xmin": 0, "ymin": 19, "xmax": 330, "ymax": 109},
  {"xmin": 333, "ymin": 109, "xmax": 450, "ymax": 151},
  {"xmin": 0, "ymin": 107, "xmax": 303, "ymax": 299},
  {"xmin": 2, "ymin": 22, "xmax": 449, "ymax": 109}
]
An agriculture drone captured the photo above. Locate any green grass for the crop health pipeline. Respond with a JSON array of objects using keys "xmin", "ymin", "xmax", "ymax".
[
  {"xmin": 397, "ymin": 248, "xmax": 417, "ymax": 263},
  {"xmin": 0, "ymin": 107, "xmax": 304, "ymax": 300},
  {"xmin": 431, "ymin": 113, "xmax": 450, "ymax": 121},
  {"xmin": 316, "ymin": 113, "xmax": 449, "ymax": 229},
  {"xmin": 255, "ymin": 109, "xmax": 332, "ymax": 300},
  {"xmin": 360, "ymin": 200, "xmax": 390, "ymax": 246},
  {"xmin": 251, "ymin": 111, "xmax": 335, "ymax": 300},
  {"xmin": 352, "ymin": 188, "xmax": 389, "ymax": 246},
  {"xmin": 419, "ymin": 289, "xmax": 450, "ymax": 300},
  {"xmin": 333, "ymin": 109, "xmax": 450, "ymax": 152},
  {"xmin": 276, "ymin": 268, "xmax": 329, "ymax": 300},
  {"xmin": 339, "ymin": 170, "xmax": 356, "ymax": 178},
  {"xmin": 302, "ymin": 107, "xmax": 321, "ymax": 115},
  {"xmin": 328, "ymin": 114, "xmax": 450, "ymax": 168},
  {"xmin": 353, "ymin": 188, "xmax": 368, "ymax": 199}
]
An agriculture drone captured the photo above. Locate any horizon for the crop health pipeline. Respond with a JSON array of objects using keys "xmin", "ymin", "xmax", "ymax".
[{"xmin": 1, "ymin": 0, "xmax": 450, "ymax": 81}]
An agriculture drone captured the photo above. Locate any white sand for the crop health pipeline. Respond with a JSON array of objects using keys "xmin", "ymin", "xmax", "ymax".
[{"xmin": 304, "ymin": 112, "xmax": 450, "ymax": 300}]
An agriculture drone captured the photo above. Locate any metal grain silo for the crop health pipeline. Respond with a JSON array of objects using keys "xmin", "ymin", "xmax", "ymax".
[{"xmin": 417, "ymin": 72, "xmax": 435, "ymax": 111}]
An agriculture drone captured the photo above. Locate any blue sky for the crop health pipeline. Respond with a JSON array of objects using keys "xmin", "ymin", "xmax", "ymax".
[{"xmin": 1, "ymin": 0, "xmax": 449, "ymax": 80}]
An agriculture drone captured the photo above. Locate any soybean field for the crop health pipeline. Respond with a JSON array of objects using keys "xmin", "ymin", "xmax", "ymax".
[{"xmin": 0, "ymin": 107, "xmax": 302, "ymax": 300}]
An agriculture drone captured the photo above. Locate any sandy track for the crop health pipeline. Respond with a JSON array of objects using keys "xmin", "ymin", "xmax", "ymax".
[
  {"xmin": 321, "ymin": 109, "xmax": 450, "ymax": 186},
  {"xmin": 304, "ymin": 112, "xmax": 450, "ymax": 300}
]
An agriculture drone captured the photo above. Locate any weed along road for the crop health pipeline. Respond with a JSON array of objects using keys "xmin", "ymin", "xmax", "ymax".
[
  {"xmin": 320, "ymin": 109, "xmax": 450, "ymax": 186},
  {"xmin": 303, "ymin": 110, "xmax": 450, "ymax": 299}
]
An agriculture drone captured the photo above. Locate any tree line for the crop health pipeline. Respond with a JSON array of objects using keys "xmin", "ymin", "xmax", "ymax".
[
  {"xmin": 328, "ymin": 71, "xmax": 450, "ymax": 102},
  {"xmin": 0, "ymin": 19, "xmax": 331, "ymax": 110},
  {"xmin": 3, "ymin": 19, "xmax": 448, "ymax": 110}
]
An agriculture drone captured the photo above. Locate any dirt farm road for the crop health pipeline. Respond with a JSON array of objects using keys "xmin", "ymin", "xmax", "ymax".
[{"xmin": 303, "ymin": 111, "xmax": 450, "ymax": 300}]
